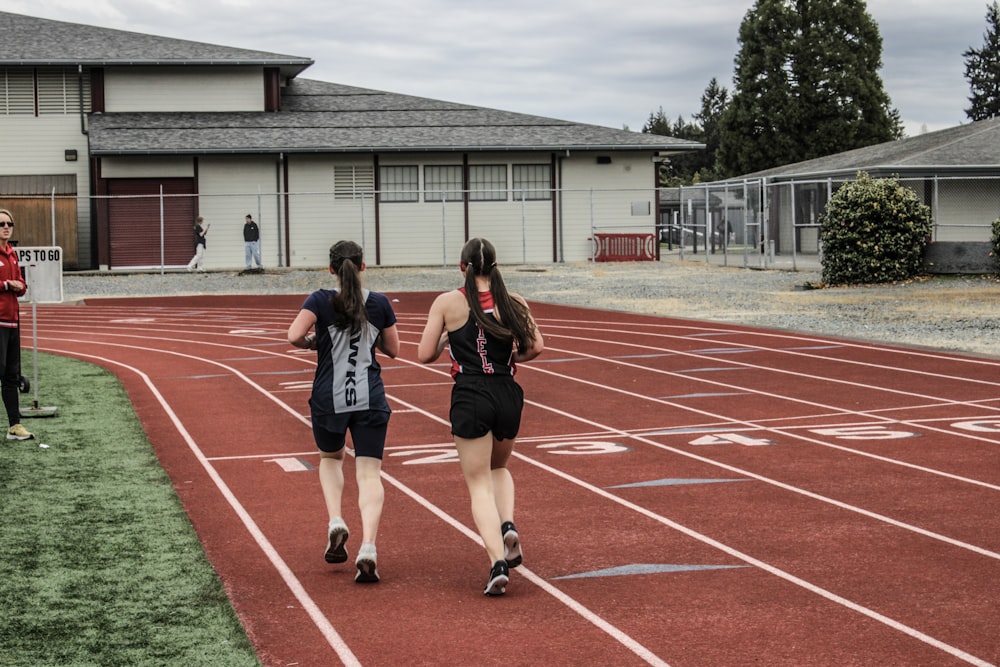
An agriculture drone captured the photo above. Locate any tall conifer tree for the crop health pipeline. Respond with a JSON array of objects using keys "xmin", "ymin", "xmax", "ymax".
[
  {"xmin": 964, "ymin": 2, "xmax": 1000, "ymax": 121},
  {"xmin": 717, "ymin": 0, "xmax": 901, "ymax": 177}
]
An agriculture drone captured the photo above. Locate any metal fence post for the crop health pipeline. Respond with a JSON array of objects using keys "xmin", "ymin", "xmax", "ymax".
[{"xmin": 159, "ymin": 185, "xmax": 165, "ymax": 274}]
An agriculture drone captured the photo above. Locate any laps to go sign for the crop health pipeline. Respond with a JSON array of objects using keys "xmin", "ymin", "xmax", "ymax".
[{"xmin": 16, "ymin": 246, "xmax": 64, "ymax": 304}]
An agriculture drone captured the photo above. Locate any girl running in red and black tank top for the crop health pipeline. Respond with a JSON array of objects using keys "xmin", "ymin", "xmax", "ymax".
[
  {"xmin": 447, "ymin": 288, "xmax": 516, "ymax": 378},
  {"xmin": 418, "ymin": 238, "xmax": 544, "ymax": 596}
]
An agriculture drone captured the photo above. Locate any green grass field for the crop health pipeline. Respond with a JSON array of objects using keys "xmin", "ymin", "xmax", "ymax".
[{"xmin": 0, "ymin": 352, "xmax": 260, "ymax": 667}]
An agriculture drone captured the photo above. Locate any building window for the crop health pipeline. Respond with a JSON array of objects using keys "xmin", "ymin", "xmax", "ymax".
[
  {"xmin": 512, "ymin": 164, "xmax": 551, "ymax": 200},
  {"xmin": 334, "ymin": 165, "xmax": 375, "ymax": 200},
  {"xmin": 469, "ymin": 165, "xmax": 508, "ymax": 201},
  {"xmin": 0, "ymin": 67, "xmax": 91, "ymax": 116},
  {"xmin": 379, "ymin": 166, "xmax": 419, "ymax": 202},
  {"xmin": 424, "ymin": 165, "xmax": 463, "ymax": 202},
  {"xmin": 0, "ymin": 68, "xmax": 36, "ymax": 115}
]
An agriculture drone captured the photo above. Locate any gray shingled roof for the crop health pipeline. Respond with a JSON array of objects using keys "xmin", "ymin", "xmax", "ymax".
[
  {"xmin": 743, "ymin": 116, "xmax": 1000, "ymax": 181},
  {"xmin": 0, "ymin": 11, "xmax": 312, "ymax": 76},
  {"xmin": 4, "ymin": 10, "xmax": 698, "ymax": 156},
  {"xmin": 88, "ymin": 78, "xmax": 703, "ymax": 155}
]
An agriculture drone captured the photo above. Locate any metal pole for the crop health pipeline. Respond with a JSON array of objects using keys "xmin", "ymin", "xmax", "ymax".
[
  {"xmin": 257, "ymin": 185, "xmax": 264, "ymax": 267},
  {"xmin": 521, "ymin": 189, "xmax": 527, "ymax": 264},
  {"xmin": 761, "ymin": 177, "xmax": 770, "ymax": 269},
  {"xmin": 159, "ymin": 185, "xmax": 165, "ymax": 274},
  {"xmin": 933, "ymin": 175, "xmax": 940, "ymax": 241},
  {"xmin": 742, "ymin": 180, "xmax": 750, "ymax": 269},
  {"xmin": 589, "ymin": 188, "xmax": 595, "ymax": 263},
  {"xmin": 723, "ymin": 183, "xmax": 729, "ymax": 267},
  {"xmin": 360, "ymin": 191, "xmax": 367, "ymax": 255},
  {"xmin": 791, "ymin": 179, "xmax": 798, "ymax": 271},
  {"xmin": 50, "ymin": 187, "xmax": 57, "ymax": 245},
  {"xmin": 31, "ymin": 302, "xmax": 40, "ymax": 409},
  {"xmin": 441, "ymin": 192, "xmax": 447, "ymax": 267},
  {"xmin": 703, "ymin": 184, "xmax": 709, "ymax": 263}
]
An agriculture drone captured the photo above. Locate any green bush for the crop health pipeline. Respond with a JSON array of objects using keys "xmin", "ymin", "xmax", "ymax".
[
  {"xmin": 992, "ymin": 217, "xmax": 1000, "ymax": 275},
  {"xmin": 819, "ymin": 171, "xmax": 933, "ymax": 285}
]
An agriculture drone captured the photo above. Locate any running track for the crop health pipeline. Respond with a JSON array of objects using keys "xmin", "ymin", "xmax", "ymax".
[{"xmin": 28, "ymin": 293, "xmax": 1000, "ymax": 666}]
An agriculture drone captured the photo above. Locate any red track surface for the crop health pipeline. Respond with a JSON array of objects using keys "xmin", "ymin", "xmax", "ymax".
[{"xmin": 28, "ymin": 293, "xmax": 1000, "ymax": 666}]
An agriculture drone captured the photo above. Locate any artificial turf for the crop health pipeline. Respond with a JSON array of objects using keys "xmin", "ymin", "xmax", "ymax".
[{"xmin": 0, "ymin": 352, "xmax": 260, "ymax": 667}]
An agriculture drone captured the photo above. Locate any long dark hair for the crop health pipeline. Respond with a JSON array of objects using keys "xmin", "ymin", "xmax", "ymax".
[
  {"xmin": 461, "ymin": 237, "xmax": 536, "ymax": 354},
  {"xmin": 329, "ymin": 240, "xmax": 367, "ymax": 332}
]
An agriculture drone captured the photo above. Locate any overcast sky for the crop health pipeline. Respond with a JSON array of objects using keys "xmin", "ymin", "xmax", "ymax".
[{"xmin": 2, "ymin": 0, "xmax": 992, "ymax": 137}]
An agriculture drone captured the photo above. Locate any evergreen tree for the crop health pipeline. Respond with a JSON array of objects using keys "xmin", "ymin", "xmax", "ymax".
[
  {"xmin": 643, "ymin": 79, "xmax": 730, "ymax": 185},
  {"xmin": 964, "ymin": 1, "xmax": 1000, "ymax": 121},
  {"xmin": 717, "ymin": 0, "xmax": 901, "ymax": 178},
  {"xmin": 643, "ymin": 107, "xmax": 703, "ymax": 185},
  {"xmin": 693, "ymin": 78, "xmax": 729, "ymax": 181},
  {"xmin": 641, "ymin": 107, "xmax": 674, "ymax": 136}
]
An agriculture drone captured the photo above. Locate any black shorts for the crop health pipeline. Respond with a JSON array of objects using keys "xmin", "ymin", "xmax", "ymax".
[
  {"xmin": 450, "ymin": 374, "xmax": 524, "ymax": 441},
  {"xmin": 311, "ymin": 409, "xmax": 390, "ymax": 458}
]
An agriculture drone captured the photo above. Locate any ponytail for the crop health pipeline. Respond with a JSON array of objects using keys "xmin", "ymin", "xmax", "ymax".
[
  {"xmin": 328, "ymin": 240, "xmax": 367, "ymax": 332},
  {"xmin": 460, "ymin": 238, "xmax": 536, "ymax": 354}
]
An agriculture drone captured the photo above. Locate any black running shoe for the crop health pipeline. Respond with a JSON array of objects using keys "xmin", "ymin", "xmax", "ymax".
[
  {"xmin": 484, "ymin": 560, "xmax": 509, "ymax": 596},
  {"xmin": 501, "ymin": 521, "xmax": 522, "ymax": 568}
]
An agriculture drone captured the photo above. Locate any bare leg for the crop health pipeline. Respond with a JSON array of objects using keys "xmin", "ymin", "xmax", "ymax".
[
  {"xmin": 455, "ymin": 434, "xmax": 505, "ymax": 564},
  {"xmin": 355, "ymin": 456, "xmax": 384, "ymax": 544},
  {"xmin": 490, "ymin": 436, "xmax": 515, "ymax": 523},
  {"xmin": 319, "ymin": 450, "xmax": 345, "ymax": 520}
]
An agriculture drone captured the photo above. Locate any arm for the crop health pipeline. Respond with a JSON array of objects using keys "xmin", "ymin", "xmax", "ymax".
[
  {"xmin": 417, "ymin": 293, "xmax": 452, "ymax": 363},
  {"xmin": 513, "ymin": 296, "xmax": 544, "ymax": 363},
  {"xmin": 288, "ymin": 309, "xmax": 318, "ymax": 350},
  {"xmin": 5, "ymin": 266, "xmax": 26, "ymax": 296},
  {"xmin": 376, "ymin": 324, "xmax": 400, "ymax": 358}
]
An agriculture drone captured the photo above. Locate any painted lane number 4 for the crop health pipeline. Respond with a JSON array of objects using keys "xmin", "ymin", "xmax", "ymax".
[{"xmin": 689, "ymin": 424, "xmax": 919, "ymax": 447}]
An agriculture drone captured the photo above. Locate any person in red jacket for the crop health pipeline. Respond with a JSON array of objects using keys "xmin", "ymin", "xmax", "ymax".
[{"xmin": 0, "ymin": 209, "xmax": 32, "ymax": 440}]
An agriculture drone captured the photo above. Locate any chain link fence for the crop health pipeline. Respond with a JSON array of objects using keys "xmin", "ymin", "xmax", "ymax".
[
  {"xmin": 670, "ymin": 175, "xmax": 1000, "ymax": 271},
  {"xmin": 2, "ymin": 175, "xmax": 997, "ymax": 271}
]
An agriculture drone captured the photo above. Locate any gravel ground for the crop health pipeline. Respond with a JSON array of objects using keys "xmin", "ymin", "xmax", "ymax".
[{"xmin": 61, "ymin": 260, "xmax": 1000, "ymax": 359}]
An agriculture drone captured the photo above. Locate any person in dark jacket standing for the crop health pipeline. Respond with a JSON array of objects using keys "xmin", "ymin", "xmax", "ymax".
[
  {"xmin": 0, "ymin": 209, "xmax": 32, "ymax": 441},
  {"xmin": 243, "ymin": 214, "xmax": 263, "ymax": 271}
]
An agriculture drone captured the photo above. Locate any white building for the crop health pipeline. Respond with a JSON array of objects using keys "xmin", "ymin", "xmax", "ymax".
[{"xmin": 0, "ymin": 11, "xmax": 702, "ymax": 270}]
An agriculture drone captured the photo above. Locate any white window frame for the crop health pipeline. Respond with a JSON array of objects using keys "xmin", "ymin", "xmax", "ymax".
[
  {"xmin": 424, "ymin": 165, "xmax": 464, "ymax": 203},
  {"xmin": 469, "ymin": 165, "xmax": 508, "ymax": 201},
  {"xmin": 379, "ymin": 165, "xmax": 419, "ymax": 203},
  {"xmin": 512, "ymin": 164, "xmax": 552, "ymax": 201}
]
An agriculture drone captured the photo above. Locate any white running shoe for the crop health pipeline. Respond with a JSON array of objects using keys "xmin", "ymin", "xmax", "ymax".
[
  {"xmin": 355, "ymin": 543, "xmax": 379, "ymax": 583},
  {"xmin": 324, "ymin": 517, "xmax": 349, "ymax": 564}
]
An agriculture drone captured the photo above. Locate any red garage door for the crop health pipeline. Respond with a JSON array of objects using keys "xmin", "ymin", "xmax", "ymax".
[{"xmin": 107, "ymin": 179, "xmax": 195, "ymax": 268}]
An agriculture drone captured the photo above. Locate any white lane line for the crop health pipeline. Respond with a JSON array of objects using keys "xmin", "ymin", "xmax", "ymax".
[{"xmin": 41, "ymin": 339, "xmax": 668, "ymax": 667}]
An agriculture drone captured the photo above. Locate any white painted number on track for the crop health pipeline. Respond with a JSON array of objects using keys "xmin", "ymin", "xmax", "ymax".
[
  {"xmin": 279, "ymin": 381, "xmax": 313, "ymax": 391},
  {"xmin": 537, "ymin": 441, "xmax": 630, "ymax": 455},
  {"xmin": 390, "ymin": 448, "xmax": 460, "ymax": 465},
  {"xmin": 952, "ymin": 420, "xmax": 1000, "ymax": 433},
  {"xmin": 690, "ymin": 433, "xmax": 773, "ymax": 446},
  {"xmin": 810, "ymin": 425, "xmax": 917, "ymax": 440},
  {"xmin": 265, "ymin": 457, "xmax": 314, "ymax": 472}
]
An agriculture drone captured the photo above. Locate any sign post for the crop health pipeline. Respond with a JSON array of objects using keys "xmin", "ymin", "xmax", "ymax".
[{"xmin": 17, "ymin": 246, "xmax": 62, "ymax": 418}]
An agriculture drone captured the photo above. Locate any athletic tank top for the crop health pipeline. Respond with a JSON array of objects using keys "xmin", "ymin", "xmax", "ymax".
[
  {"xmin": 303, "ymin": 288, "xmax": 396, "ymax": 415},
  {"xmin": 447, "ymin": 288, "xmax": 515, "ymax": 378}
]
